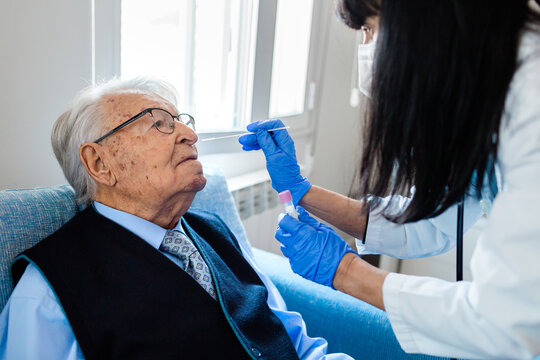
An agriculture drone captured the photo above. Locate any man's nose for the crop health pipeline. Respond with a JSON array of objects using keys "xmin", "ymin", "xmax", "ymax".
[{"xmin": 174, "ymin": 122, "xmax": 198, "ymax": 145}]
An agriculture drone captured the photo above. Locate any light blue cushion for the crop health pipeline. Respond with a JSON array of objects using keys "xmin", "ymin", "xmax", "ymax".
[
  {"xmin": 0, "ymin": 185, "xmax": 78, "ymax": 309},
  {"xmin": 0, "ymin": 166, "xmax": 249, "ymax": 309}
]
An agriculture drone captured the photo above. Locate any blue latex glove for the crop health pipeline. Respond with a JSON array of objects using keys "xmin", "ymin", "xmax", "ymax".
[
  {"xmin": 275, "ymin": 206, "xmax": 358, "ymax": 288},
  {"xmin": 238, "ymin": 119, "xmax": 311, "ymax": 206}
]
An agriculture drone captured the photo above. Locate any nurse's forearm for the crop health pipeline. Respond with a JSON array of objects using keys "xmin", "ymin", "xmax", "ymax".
[
  {"xmin": 333, "ymin": 253, "xmax": 389, "ymax": 310},
  {"xmin": 299, "ymin": 185, "xmax": 369, "ymax": 239}
]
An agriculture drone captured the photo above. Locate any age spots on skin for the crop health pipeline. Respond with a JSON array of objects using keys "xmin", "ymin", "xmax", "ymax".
[{"xmin": 108, "ymin": 140, "xmax": 120, "ymax": 157}]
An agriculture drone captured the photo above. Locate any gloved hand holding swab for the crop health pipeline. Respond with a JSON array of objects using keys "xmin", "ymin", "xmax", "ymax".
[{"xmin": 238, "ymin": 119, "xmax": 312, "ymax": 206}]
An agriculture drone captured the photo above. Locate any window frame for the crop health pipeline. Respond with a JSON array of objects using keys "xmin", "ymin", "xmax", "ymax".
[{"xmin": 93, "ymin": 0, "xmax": 326, "ymax": 156}]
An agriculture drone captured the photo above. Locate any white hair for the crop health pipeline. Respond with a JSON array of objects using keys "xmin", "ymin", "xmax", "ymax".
[{"xmin": 51, "ymin": 77, "xmax": 179, "ymax": 206}]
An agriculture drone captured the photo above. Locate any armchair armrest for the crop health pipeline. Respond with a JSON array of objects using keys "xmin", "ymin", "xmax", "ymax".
[{"xmin": 252, "ymin": 248, "xmax": 447, "ymax": 360}]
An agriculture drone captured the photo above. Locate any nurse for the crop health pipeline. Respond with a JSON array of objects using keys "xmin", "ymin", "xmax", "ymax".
[{"xmin": 239, "ymin": 0, "xmax": 540, "ymax": 359}]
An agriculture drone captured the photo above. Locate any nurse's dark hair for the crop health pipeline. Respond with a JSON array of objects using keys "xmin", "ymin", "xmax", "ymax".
[{"xmin": 337, "ymin": 0, "xmax": 540, "ymax": 223}]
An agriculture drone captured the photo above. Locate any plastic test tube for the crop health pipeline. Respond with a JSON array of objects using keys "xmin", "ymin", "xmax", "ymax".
[{"xmin": 278, "ymin": 190, "xmax": 299, "ymax": 220}]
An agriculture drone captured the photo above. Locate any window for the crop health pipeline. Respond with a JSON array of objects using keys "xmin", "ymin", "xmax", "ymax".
[
  {"xmin": 95, "ymin": 0, "xmax": 318, "ymax": 136},
  {"xmin": 121, "ymin": 0, "xmax": 257, "ymax": 132},
  {"xmin": 270, "ymin": 0, "xmax": 314, "ymax": 118}
]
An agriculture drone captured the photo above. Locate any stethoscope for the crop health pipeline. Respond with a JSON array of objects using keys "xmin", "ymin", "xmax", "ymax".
[
  {"xmin": 456, "ymin": 196, "xmax": 465, "ymax": 282},
  {"xmin": 451, "ymin": 196, "xmax": 465, "ymax": 360},
  {"xmin": 452, "ymin": 169, "xmax": 498, "ymax": 359},
  {"xmin": 455, "ymin": 168, "xmax": 498, "ymax": 282}
]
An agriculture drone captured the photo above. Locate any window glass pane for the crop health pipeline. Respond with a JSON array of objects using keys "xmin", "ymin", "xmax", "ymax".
[
  {"xmin": 121, "ymin": 0, "xmax": 257, "ymax": 132},
  {"xmin": 121, "ymin": 0, "xmax": 189, "ymax": 106},
  {"xmin": 269, "ymin": 0, "xmax": 314, "ymax": 118}
]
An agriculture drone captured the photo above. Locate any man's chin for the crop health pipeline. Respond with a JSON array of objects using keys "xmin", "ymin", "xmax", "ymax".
[
  {"xmin": 176, "ymin": 159, "xmax": 206, "ymax": 191},
  {"xmin": 192, "ymin": 174, "xmax": 207, "ymax": 192}
]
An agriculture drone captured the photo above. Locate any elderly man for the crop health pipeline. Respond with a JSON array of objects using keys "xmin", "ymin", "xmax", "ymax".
[{"xmin": 0, "ymin": 78, "xmax": 352, "ymax": 360}]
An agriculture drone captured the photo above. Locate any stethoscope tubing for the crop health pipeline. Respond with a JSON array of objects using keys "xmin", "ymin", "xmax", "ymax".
[
  {"xmin": 456, "ymin": 196, "xmax": 465, "ymax": 282},
  {"xmin": 451, "ymin": 195, "xmax": 465, "ymax": 360}
]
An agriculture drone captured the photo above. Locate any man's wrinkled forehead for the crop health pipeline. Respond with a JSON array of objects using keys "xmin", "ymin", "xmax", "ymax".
[{"xmin": 99, "ymin": 91, "xmax": 176, "ymax": 130}]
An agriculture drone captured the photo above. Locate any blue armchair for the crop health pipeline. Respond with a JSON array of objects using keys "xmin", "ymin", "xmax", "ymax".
[{"xmin": 0, "ymin": 167, "xmax": 445, "ymax": 360}]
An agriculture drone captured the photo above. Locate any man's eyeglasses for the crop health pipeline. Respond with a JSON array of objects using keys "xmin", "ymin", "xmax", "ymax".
[{"xmin": 94, "ymin": 108, "xmax": 196, "ymax": 143}]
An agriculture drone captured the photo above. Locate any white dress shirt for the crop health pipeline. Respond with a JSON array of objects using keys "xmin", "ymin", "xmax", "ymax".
[
  {"xmin": 358, "ymin": 28, "xmax": 540, "ymax": 359},
  {"xmin": 0, "ymin": 202, "xmax": 352, "ymax": 360}
]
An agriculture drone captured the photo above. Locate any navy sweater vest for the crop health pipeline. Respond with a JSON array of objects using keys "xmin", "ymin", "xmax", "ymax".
[{"xmin": 12, "ymin": 207, "xmax": 299, "ymax": 360}]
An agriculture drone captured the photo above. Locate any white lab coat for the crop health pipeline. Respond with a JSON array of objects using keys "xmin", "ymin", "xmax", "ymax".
[{"xmin": 356, "ymin": 27, "xmax": 540, "ymax": 359}]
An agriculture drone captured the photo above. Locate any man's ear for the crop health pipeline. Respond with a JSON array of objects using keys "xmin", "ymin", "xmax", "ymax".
[{"xmin": 79, "ymin": 143, "xmax": 117, "ymax": 187}]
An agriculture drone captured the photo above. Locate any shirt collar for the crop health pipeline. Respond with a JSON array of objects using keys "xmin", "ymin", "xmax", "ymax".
[{"xmin": 93, "ymin": 201, "xmax": 184, "ymax": 251}]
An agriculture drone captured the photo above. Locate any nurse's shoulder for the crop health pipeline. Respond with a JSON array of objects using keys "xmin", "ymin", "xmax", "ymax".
[{"xmin": 498, "ymin": 26, "xmax": 540, "ymax": 193}]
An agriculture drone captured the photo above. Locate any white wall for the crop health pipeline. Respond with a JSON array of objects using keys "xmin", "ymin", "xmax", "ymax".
[
  {"xmin": 0, "ymin": 1, "xmax": 93, "ymax": 189},
  {"xmin": 309, "ymin": 24, "xmax": 361, "ymax": 196}
]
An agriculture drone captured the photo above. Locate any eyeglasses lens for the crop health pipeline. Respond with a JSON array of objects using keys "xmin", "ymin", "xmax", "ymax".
[
  {"xmin": 179, "ymin": 114, "xmax": 195, "ymax": 131},
  {"xmin": 151, "ymin": 109, "xmax": 175, "ymax": 134},
  {"xmin": 150, "ymin": 109, "xmax": 195, "ymax": 133}
]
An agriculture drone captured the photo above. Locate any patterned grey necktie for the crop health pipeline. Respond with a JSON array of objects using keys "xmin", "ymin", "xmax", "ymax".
[{"xmin": 160, "ymin": 230, "xmax": 217, "ymax": 301}]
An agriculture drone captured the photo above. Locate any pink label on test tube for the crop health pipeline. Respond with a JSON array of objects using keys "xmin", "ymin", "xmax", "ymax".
[
  {"xmin": 278, "ymin": 190, "xmax": 298, "ymax": 220},
  {"xmin": 278, "ymin": 190, "xmax": 293, "ymax": 204}
]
